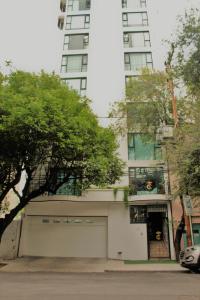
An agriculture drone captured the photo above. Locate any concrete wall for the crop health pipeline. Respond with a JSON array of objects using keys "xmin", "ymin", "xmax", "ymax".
[{"xmin": 0, "ymin": 220, "xmax": 21, "ymax": 259}]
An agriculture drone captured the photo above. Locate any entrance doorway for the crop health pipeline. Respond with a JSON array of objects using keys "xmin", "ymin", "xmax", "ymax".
[{"xmin": 147, "ymin": 206, "xmax": 170, "ymax": 259}]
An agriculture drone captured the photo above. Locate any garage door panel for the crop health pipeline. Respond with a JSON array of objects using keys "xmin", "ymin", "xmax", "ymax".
[{"xmin": 20, "ymin": 216, "xmax": 107, "ymax": 258}]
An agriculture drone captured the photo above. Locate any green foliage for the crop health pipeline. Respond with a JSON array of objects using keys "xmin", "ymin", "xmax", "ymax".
[
  {"xmin": 112, "ymin": 186, "xmax": 130, "ymax": 207},
  {"xmin": 123, "ymin": 187, "xmax": 130, "ymax": 208},
  {"xmin": 0, "ymin": 71, "xmax": 124, "ymax": 213},
  {"xmin": 172, "ymin": 8, "xmax": 200, "ymax": 95},
  {"xmin": 110, "ymin": 69, "xmax": 174, "ymax": 135},
  {"xmin": 166, "ymin": 105, "xmax": 200, "ymax": 195},
  {"xmin": 165, "ymin": 8, "xmax": 200, "ymax": 195}
]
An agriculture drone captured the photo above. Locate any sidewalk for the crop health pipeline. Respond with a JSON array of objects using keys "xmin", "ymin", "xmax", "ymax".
[{"xmin": 0, "ymin": 257, "xmax": 184, "ymax": 273}]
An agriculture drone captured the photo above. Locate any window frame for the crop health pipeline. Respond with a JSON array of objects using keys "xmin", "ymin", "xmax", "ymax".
[
  {"xmin": 66, "ymin": 14, "xmax": 90, "ymax": 30},
  {"xmin": 63, "ymin": 34, "xmax": 89, "ymax": 50},
  {"xmin": 62, "ymin": 77, "xmax": 87, "ymax": 95},
  {"xmin": 129, "ymin": 167, "xmax": 165, "ymax": 195},
  {"xmin": 123, "ymin": 31, "xmax": 151, "ymax": 48},
  {"xmin": 124, "ymin": 52, "xmax": 153, "ymax": 71},
  {"xmin": 123, "ymin": 12, "xmax": 148, "ymax": 27},
  {"xmin": 61, "ymin": 54, "xmax": 88, "ymax": 73},
  {"xmin": 130, "ymin": 205, "xmax": 147, "ymax": 224},
  {"xmin": 122, "ymin": 0, "xmax": 147, "ymax": 9},
  {"xmin": 67, "ymin": 0, "xmax": 91, "ymax": 11},
  {"xmin": 127, "ymin": 133, "xmax": 162, "ymax": 160}
]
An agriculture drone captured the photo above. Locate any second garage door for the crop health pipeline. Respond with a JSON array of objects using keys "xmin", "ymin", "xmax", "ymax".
[{"xmin": 20, "ymin": 216, "xmax": 108, "ymax": 258}]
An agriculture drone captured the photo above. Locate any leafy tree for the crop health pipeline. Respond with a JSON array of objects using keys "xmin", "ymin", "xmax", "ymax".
[
  {"xmin": 0, "ymin": 71, "xmax": 124, "ymax": 241},
  {"xmin": 172, "ymin": 8, "xmax": 200, "ymax": 95},
  {"xmin": 111, "ymin": 68, "xmax": 174, "ymax": 134}
]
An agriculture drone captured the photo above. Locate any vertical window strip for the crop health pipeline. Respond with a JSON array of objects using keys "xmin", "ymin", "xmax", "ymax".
[
  {"xmin": 85, "ymin": 15, "xmax": 90, "ymax": 28},
  {"xmin": 122, "ymin": 0, "xmax": 127, "ymax": 8},
  {"xmin": 142, "ymin": 12, "xmax": 148, "ymax": 26},
  {"xmin": 140, "ymin": 0, "xmax": 147, "ymax": 8},
  {"xmin": 66, "ymin": 16, "xmax": 72, "ymax": 29}
]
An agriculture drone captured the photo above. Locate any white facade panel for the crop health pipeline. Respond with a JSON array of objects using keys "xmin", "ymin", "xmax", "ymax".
[{"xmin": 87, "ymin": 0, "xmax": 125, "ymax": 119}]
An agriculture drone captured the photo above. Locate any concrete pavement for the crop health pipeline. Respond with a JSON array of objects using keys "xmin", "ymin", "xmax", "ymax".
[{"xmin": 0, "ymin": 257, "xmax": 184, "ymax": 273}]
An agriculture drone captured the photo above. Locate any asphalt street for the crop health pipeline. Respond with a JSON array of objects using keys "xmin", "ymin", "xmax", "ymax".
[{"xmin": 0, "ymin": 271, "xmax": 199, "ymax": 300}]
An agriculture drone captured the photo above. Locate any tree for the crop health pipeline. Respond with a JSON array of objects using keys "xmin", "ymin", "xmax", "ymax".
[
  {"xmin": 111, "ymin": 68, "xmax": 174, "ymax": 134},
  {"xmin": 0, "ymin": 70, "xmax": 124, "ymax": 241},
  {"xmin": 172, "ymin": 8, "xmax": 200, "ymax": 95}
]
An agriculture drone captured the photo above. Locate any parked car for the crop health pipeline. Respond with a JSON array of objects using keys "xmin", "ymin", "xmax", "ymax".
[{"xmin": 179, "ymin": 245, "xmax": 200, "ymax": 272}]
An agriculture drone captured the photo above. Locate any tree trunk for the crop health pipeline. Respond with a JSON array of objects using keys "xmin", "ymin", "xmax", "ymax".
[
  {"xmin": 0, "ymin": 199, "xmax": 28, "ymax": 244},
  {"xmin": 174, "ymin": 214, "xmax": 185, "ymax": 261}
]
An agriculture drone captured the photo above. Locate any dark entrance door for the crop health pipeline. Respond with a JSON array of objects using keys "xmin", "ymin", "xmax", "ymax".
[
  {"xmin": 148, "ymin": 212, "xmax": 163, "ymax": 241},
  {"xmin": 147, "ymin": 206, "xmax": 170, "ymax": 259}
]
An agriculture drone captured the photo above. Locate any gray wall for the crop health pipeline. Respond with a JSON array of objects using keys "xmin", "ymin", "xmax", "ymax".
[{"xmin": 0, "ymin": 220, "xmax": 21, "ymax": 259}]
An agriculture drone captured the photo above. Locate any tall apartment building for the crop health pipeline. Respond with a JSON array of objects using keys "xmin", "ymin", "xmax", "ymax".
[{"xmin": 18, "ymin": 0, "xmax": 176, "ymax": 260}]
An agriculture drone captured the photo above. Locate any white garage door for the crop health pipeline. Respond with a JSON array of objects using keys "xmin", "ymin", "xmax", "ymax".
[{"xmin": 20, "ymin": 216, "xmax": 107, "ymax": 258}]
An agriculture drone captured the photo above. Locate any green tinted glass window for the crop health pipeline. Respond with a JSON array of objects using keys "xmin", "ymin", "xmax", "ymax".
[{"xmin": 128, "ymin": 133, "xmax": 162, "ymax": 160}]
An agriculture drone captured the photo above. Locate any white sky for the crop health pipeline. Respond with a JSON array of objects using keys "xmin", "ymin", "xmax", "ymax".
[{"xmin": 0, "ymin": 0, "xmax": 199, "ymax": 74}]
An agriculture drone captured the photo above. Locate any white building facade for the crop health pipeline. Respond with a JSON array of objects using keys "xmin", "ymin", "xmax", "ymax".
[{"xmin": 19, "ymin": 0, "xmax": 175, "ymax": 260}]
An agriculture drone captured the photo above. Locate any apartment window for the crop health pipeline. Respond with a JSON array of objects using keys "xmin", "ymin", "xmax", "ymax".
[
  {"xmin": 63, "ymin": 78, "xmax": 87, "ymax": 96},
  {"xmin": 130, "ymin": 206, "xmax": 147, "ymax": 223},
  {"xmin": 66, "ymin": 15, "xmax": 90, "ymax": 30},
  {"xmin": 128, "ymin": 133, "xmax": 162, "ymax": 160},
  {"xmin": 49, "ymin": 171, "xmax": 81, "ymax": 196},
  {"xmin": 61, "ymin": 55, "xmax": 88, "ymax": 73},
  {"xmin": 124, "ymin": 52, "xmax": 153, "ymax": 71},
  {"xmin": 63, "ymin": 34, "xmax": 89, "ymax": 50},
  {"xmin": 67, "ymin": 0, "xmax": 91, "ymax": 11},
  {"xmin": 123, "ymin": 12, "xmax": 148, "ymax": 27},
  {"xmin": 129, "ymin": 167, "xmax": 165, "ymax": 195},
  {"xmin": 122, "ymin": 0, "xmax": 147, "ymax": 9},
  {"xmin": 124, "ymin": 32, "xmax": 150, "ymax": 48}
]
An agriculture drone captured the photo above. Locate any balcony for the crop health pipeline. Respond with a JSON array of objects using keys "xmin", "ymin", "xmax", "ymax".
[
  {"xmin": 60, "ymin": 0, "xmax": 66, "ymax": 12},
  {"xmin": 58, "ymin": 16, "xmax": 64, "ymax": 30}
]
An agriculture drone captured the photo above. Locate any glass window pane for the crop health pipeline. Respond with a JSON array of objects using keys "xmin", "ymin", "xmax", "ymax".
[
  {"xmin": 155, "ymin": 147, "xmax": 162, "ymax": 160},
  {"xmin": 130, "ymin": 206, "xmax": 147, "ymax": 223},
  {"xmin": 129, "ymin": 167, "xmax": 165, "ymax": 195},
  {"xmin": 131, "ymin": 32, "xmax": 144, "ymax": 47},
  {"xmin": 69, "ymin": 35, "xmax": 84, "ymax": 50},
  {"xmin": 67, "ymin": 56, "xmax": 82, "ymax": 72},
  {"xmin": 128, "ymin": 13, "xmax": 143, "ymax": 26},
  {"xmin": 123, "ymin": 13, "xmax": 128, "ymax": 21},
  {"xmin": 66, "ymin": 78, "xmax": 81, "ymax": 91},
  {"xmin": 64, "ymin": 78, "xmax": 87, "ymax": 95},
  {"xmin": 129, "ymin": 53, "xmax": 146, "ymax": 71},
  {"xmin": 134, "ymin": 134, "xmax": 154, "ymax": 160},
  {"xmin": 71, "ymin": 16, "xmax": 85, "ymax": 29},
  {"xmin": 79, "ymin": 0, "xmax": 90, "ymax": 10},
  {"xmin": 81, "ymin": 78, "xmax": 87, "ymax": 89},
  {"xmin": 62, "ymin": 56, "xmax": 67, "ymax": 65}
]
